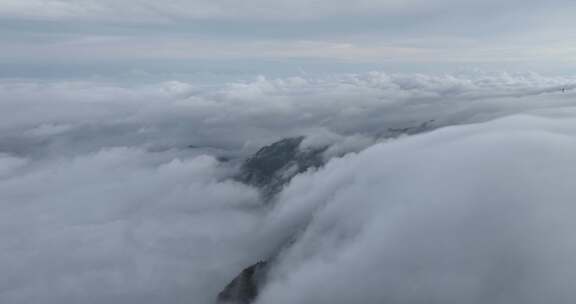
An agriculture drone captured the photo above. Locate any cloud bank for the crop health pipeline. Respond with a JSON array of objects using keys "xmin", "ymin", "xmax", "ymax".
[
  {"xmin": 0, "ymin": 71, "xmax": 575, "ymax": 303},
  {"xmin": 1, "ymin": 71, "xmax": 574, "ymax": 158},
  {"xmin": 259, "ymin": 110, "xmax": 576, "ymax": 303},
  {"xmin": 0, "ymin": 148, "xmax": 269, "ymax": 304}
]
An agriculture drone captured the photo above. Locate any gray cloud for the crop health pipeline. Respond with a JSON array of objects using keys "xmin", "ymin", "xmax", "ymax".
[
  {"xmin": 0, "ymin": 71, "xmax": 576, "ymax": 303},
  {"xmin": 258, "ymin": 109, "xmax": 576, "ymax": 304},
  {"xmin": 0, "ymin": 0, "xmax": 560, "ymax": 22},
  {"xmin": 1, "ymin": 1, "xmax": 575, "ymax": 75},
  {"xmin": 1, "ymin": 71, "xmax": 574, "ymax": 159},
  {"xmin": 0, "ymin": 149, "xmax": 264, "ymax": 304},
  {"xmin": 2, "ymin": 1, "xmax": 576, "ymax": 303}
]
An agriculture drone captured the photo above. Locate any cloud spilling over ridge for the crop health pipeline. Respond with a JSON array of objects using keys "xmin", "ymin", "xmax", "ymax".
[
  {"xmin": 259, "ymin": 110, "xmax": 576, "ymax": 304},
  {"xmin": 0, "ymin": 71, "xmax": 576, "ymax": 303}
]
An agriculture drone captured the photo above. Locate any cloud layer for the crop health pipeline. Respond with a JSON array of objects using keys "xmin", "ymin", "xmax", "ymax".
[
  {"xmin": 1, "ymin": 71, "xmax": 574, "ymax": 158},
  {"xmin": 0, "ymin": 148, "xmax": 268, "ymax": 304},
  {"xmin": 259, "ymin": 110, "xmax": 576, "ymax": 303},
  {"xmin": 1, "ymin": 0, "xmax": 575, "ymax": 76},
  {"xmin": 0, "ymin": 71, "xmax": 575, "ymax": 303}
]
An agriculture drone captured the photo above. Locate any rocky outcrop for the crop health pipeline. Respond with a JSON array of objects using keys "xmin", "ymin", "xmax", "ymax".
[
  {"xmin": 216, "ymin": 137, "xmax": 328, "ymax": 304},
  {"xmin": 236, "ymin": 136, "xmax": 326, "ymax": 201},
  {"xmin": 387, "ymin": 120, "xmax": 436, "ymax": 137},
  {"xmin": 217, "ymin": 261, "xmax": 269, "ymax": 304}
]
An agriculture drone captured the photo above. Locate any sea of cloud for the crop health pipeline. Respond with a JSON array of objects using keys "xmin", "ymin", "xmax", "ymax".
[
  {"xmin": 0, "ymin": 71, "xmax": 575, "ymax": 303},
  {"xmin": 260, "ymin": 110, "xmax": 576, "ymax": 304}
]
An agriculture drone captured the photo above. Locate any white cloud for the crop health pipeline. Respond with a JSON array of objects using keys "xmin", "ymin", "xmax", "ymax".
[
  {"xmin": 258, "ymin": 110, "xmax": 576, "ymax": 303},
  {"xmin": 0, "ymin": 71, "xmax": 576, "ymax": 303},
  {"xmin": 1, "ymin": 71, "xmax": 575, "ymax": 159},
  {"xmin": 0, "ymin": 148, "xmax": 263, "ymax": 304}
]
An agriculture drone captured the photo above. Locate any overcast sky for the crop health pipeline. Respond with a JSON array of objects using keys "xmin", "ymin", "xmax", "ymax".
[{"xmin": 1, "ymin": 0, "xmax": 575, "ymax": 79}]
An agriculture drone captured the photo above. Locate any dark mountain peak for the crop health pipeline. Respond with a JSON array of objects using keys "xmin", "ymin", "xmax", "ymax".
[
  {"xmin": 219, "ymin": 137, "xmax": 328, "ymax": 302},
  {"xmin": 236, "ymin": 136, "xmax": 326, "ymax": 201},
  {"xmin": 217, "ymin": 261, "xmax": 269, "ymax": 304},
  {"xmin": 387, "ymin": 119, "xmax": 436, "ymax": 136}
]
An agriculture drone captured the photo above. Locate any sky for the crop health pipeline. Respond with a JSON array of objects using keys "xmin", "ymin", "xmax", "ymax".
[{"xmin": 1, "ymin": 0, "xmax": 576, "ymax": 79}]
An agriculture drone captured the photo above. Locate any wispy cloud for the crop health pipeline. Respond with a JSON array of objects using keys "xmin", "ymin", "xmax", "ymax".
[{"xmin": 0, "ymin": 0, "xmax": 575, "ymax": 74}]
